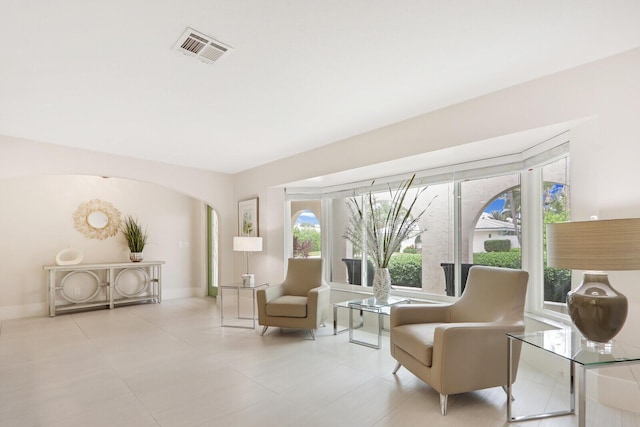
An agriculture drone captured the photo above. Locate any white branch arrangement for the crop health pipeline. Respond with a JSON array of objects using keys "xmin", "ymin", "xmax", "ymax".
[{"xmin": 343, "ymin": 174, "xmax": 435, "ymax": 268}]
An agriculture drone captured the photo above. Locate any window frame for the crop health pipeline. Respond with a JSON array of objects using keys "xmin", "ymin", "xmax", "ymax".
[{"xmin": 285, "ymin": 135, "xmax": 571, "ymax": 316}]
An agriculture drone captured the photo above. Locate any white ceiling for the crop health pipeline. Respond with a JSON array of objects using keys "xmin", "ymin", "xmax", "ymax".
[{"xmin": 2, "ymin": 1, "xmax": 640, "ymax": 174}]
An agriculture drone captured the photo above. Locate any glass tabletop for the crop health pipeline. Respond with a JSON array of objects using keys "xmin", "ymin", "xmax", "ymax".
[
  {"xmin": 508, "ymin": 329, "xmax": 640, "ymax": 367},
  {"xmin": 219, "ymin": 283, "xmax": 268, "ymax": 289},
  {"xmin": 346, "ymin": 296, "xmax": 410, "ymax": 310}
]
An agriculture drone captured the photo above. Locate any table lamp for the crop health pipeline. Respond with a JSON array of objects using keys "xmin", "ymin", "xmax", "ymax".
[
  {"xmin": 233, "ymin": 236, "xmax": 263, "ymax": 286},
  {"xmin": 546, "ymin": 218, "xmax": 640, "ymax": 345}
]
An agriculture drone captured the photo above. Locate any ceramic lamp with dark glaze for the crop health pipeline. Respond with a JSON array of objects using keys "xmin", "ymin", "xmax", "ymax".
[
  {"xmin": 546, "ymin": 218, "xmax": 640, "ymax": 344},
  {"xmin": 567, "ymin": 272, "xmax": 628, "ymax": 343}
]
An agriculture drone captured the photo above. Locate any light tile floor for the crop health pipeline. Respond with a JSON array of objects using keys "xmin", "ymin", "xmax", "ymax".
[{"xmin": 1, "ymin": 297, "xmax": 639, "ymax": 426}]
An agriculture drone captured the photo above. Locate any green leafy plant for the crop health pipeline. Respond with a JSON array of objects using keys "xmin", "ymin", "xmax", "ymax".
[
  {"xmin": 293, "ymin": 226, "xmax": 321, "ymax": 254},
  {"xmin": 120, "ymin": 215, "xmax": 148, "ymax": 253},
  {"xmin": 343, "ymin": 175, "xmax": 433, "ymax": 268}
]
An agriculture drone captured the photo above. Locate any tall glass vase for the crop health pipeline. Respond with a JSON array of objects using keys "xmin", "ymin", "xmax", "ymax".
[{"xmin": 373, "ymin": 267, "xmax": 391, "ymax": 302}]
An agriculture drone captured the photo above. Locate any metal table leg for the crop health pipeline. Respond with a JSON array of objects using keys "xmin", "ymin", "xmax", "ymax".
[
  {"xmin": 507, "ymin": 335, "xmax": 576, "ymax": 423},
  {"xmin": 348, "ymin": 307, "xmax": 383, "ymax": 349},
  {"xmin": 578, "ymin": 364, "xmax": 585, "ymax": 427}
]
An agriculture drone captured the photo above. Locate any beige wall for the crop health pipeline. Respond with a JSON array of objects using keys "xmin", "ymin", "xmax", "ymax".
[
  {"xmin": 0, "ymin": 135, "xmax": 237, "ymax": 319},
  {"xmin": 0, "ymin": 175, "xmax": 208, "ymax": 319}
]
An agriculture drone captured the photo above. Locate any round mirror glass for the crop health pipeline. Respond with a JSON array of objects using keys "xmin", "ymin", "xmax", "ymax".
[{"xmin": 87, "ymin": 211, "xmax": 109, "ymax": 229}]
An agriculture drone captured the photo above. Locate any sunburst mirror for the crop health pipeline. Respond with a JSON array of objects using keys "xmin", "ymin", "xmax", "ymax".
[{"xmin": 73, "ymin": 199, "xmax": 121, "ymax": 240}]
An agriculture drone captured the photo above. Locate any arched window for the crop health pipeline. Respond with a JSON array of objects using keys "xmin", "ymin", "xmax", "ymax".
[{"xmin": 291, "ymin": 203, "xmax": 321, "ymax": 258}]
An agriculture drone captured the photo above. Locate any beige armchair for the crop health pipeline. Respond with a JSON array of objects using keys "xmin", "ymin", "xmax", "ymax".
[
  {"xmin": 257, "ymin": 258, "xmax": 330, "ymax": 339},
  {"xmin": 390, "ymin": 265, "xmax": 529, "ymax": 415}
]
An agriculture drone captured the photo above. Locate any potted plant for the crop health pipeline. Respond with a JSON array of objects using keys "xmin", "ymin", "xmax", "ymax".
[
  {"xmin": 121, "ymin": 215, "xmax": 148, "ymax": 262},
  {"xmin": 343, "ymin": 174, "xmax": 433, "ymax": 301}
]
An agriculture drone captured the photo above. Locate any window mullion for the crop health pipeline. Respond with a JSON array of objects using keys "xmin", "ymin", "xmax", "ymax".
[
  {"xmin": 522, "ymin": 167, "xmax": 543, "ymax": 313},
  {"xmin": 453, "ymin": 180, "xmax": 462, "ymax": 296}
]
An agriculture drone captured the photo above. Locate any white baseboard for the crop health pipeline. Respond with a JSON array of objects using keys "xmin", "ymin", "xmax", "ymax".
[
  {"xmin": 0, "ymin": 288, "xmax": 205, "ymax": 321},
  {"xmin": 162, "ymin": 287, "xmax": 206, "ymax": 300},
  {"xmin": 0, "ymin": 302, "xmax": 48, "ymax": 320}
]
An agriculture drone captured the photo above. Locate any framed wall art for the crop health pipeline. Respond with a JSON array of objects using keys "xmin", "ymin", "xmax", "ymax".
[{"xmin": 238, "ymin": 197, "xmax": 259, "ymax": 237}]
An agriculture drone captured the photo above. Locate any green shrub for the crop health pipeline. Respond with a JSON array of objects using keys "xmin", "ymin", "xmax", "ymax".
[
  {"xmin": 377, "ymin": 250, "xmax": 570, "ymax": 302},
  {"xmin": 544, "ymin": 267, "xmax": 571, "ymax": 303},
  {"xmin": 473, "ymin": 250, "xmax": 571, "ymax": 303},
  {"xmin": 473, "ymin": 250, "xmax": 522, "ymax": 269},
  {"xmin": 388, "ymin": 253, "xmax": 422, "ymax": 288},
  {"xmin": 484, "ymin": 239, "xmax": 511, "ymax": 252}
]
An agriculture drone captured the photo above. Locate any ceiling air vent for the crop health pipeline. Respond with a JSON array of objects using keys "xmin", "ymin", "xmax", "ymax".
[{"xmin": 173, "ymin": 27, "xmax": 232, "ymax": 64}]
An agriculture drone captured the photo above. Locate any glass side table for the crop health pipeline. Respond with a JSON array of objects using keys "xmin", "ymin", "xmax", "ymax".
[
  {"xmin": 219, "ymin": 283, "xmax": 268, "ymax": 329},
  {"xmin": 334, "ymin": 296, "xmax": 410, "ymax": 349},
  {"xmin": 507, "ymin": 329, "xmax": 640, "ymax": 427}
]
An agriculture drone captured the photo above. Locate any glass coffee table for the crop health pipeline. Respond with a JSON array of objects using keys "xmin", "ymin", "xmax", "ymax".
[
  {"xmin": 333, "ymin": 296, "xmax": 410, "ymax": 349},
  {"xmin": 507, "ymin": 329, "xmax": 640, "ymax": 427}
]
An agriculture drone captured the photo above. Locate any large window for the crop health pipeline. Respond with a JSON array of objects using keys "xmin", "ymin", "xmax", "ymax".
[{"xmin": 286, "ymin": 141, "xmax": 570, "ymax": 314}]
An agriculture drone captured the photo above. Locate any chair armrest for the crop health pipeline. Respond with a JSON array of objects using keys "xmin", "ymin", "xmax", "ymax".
[
  {"xmin": 390, "ymin": 304, "xmax": 452, "ymax": 327},
  {"xmin": 434, "ymin": 322, "xmax": 524, "ymax": 342},
  {"xmin": 433, "ymin": 322, "xmax": 525, "ymax": 361},
  {"xmin": 307, "ymin": 284, "xmax": 330, "ymax": 324},
  {"xmin": 258, "ymin": 285, "xmax": 284, "ymax": 304},
  {"xmin": 430, "ymin": 322, "xmax": 526, "ymax": 393},
  {"xmin": 257, "ymin": 285, "xmax": 284, "ymax": 324}
]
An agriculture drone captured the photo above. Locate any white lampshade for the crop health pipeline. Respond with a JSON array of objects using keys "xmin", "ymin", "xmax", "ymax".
[
  {"xmin": 233, "ymin": 236, "xmax": 263, "ymax": 252},
  {"xmin": 547, "ymin": 218, "xmax": 640, "ymax": 271}
]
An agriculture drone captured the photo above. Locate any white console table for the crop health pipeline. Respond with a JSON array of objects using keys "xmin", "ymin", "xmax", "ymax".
[{"xmin": 44, "ymin": 261, "xmax": 164, "ymax": 317}]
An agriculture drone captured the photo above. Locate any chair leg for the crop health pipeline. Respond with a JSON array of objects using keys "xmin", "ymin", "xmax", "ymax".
[
  {"xmin": 392, "ymin": 362, "xmax": 402, "ymax": 374},
  {"xmin": 502, "ymin": 385, "xmax": 515, "ymax": 401},
  {"xmin": 309, "ymin": 329, "xmax": 316, "ymax": 340},
  {"xmin": 260, "ymin": 325, "xmax": 268, "ymax": 336},
  {"xmin": 440, "ymin": 394, "xmax": 448, "ymax": 416}
]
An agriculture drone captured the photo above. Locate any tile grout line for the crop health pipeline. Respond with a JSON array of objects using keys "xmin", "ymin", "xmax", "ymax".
[{"xmin": 69, "ymin": 312, "xmax": 163, "ymax": 426}]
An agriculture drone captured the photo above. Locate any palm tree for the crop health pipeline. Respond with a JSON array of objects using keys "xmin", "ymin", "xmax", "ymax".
[
  {"xmin": 488, "ymin": 210, "xmax": 509, "ymax": 221},
  {"xmin": 491, "ymin": 187, "xmax": 521, "ymax": 246}
]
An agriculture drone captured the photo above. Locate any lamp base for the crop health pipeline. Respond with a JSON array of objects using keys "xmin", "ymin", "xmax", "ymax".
[
  {"xmin": 583, "ymin": 338, "xmax": 613, "ymax": 354},
  {"xmin": 567, "ymin": 272, "xmax": 627, "ymax": 344},
  {"xmin": 241, "ymin": 274, "xmax": 255, "ymax": 287}
]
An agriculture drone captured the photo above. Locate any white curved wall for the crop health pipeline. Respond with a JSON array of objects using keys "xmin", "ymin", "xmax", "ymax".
[{"xmin": 0, "ymin": 136, "xmax": 237, "ymax": 319}]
